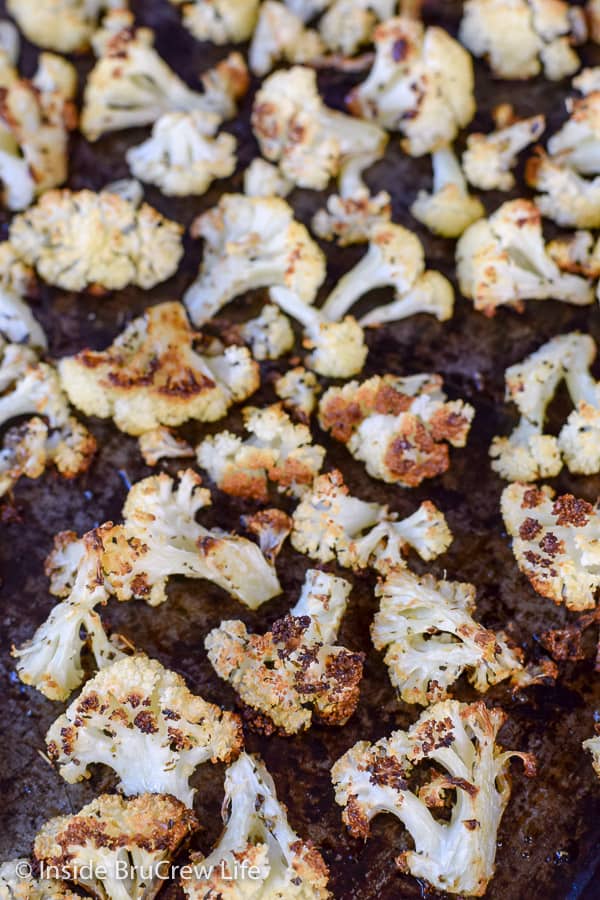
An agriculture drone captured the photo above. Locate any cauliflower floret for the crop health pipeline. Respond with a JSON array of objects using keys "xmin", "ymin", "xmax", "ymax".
[
  {"xmin": 252, "ymin": 66, "xmax": 388, "ymax": 190},
  {"xmin": 170, "ymin": 0, "xmax": 260, "ymax": 43},
  {"xmin": 82, "ymin": 11, "xmax": 249, "ymax": 139},
  {"xmin": 0, "ymin": 859, "xmax": 78, "ymax": 900},
  {"xmin": 0, "ymin": 288, "xmax": 46, "ymax": 350},
  {"xmin": 285, "ymin": 0, "xmax": 333, "ymax": 19},
  {"xmin": 184, "ymin": 194, "xmax": 325, "ymax": 326},
  {"xmin": 127, "ymin": 111, "xmax": 236, "ymax": 197},
  {"xmin": 45, "ymin": 654, "xmax": 243, "ymax": 805},
  {"xmin": 411, "ymin": 145, "xmax": 484, "ymax": 238},
  {"xmin": 456, "ymin": 199, "xmax": 594, "ymax": 316},
  {"xmin": 372, "ymin": 569, "xmax": 539, "ymax": 706},
  {"xmin": 182, "ymin": 753, "xmax": 330, "ymax": 899},
  {"xmin": 501, "ymin": 482, "xmax": 600, "ymax": 611},
  {"xmin": 241, "ymin": 508, "xmax": 292, "ymax": 564},
  {"xmin": 249, "ymin": 1, "xmax": 324, "ymax": 76},
  {"xmin": 275, "ymin": 366, "xmax": 321, "ymax": 422},
  {"xmin": 0, "ymin": 20, "xmax": 19, "ymax": 65},
  {"xmin": 239, "ymin": 304, "xmax": 295, "ymax": 361},
  {"xmin": 319, "ymin": 374, "xmax": 474, "ymax": 487},
  {"xmin": 35, "ymin": 793, "xmax": 198, "ymax": 900},
  {"xmin": 0, "ymin": 241, "xmax": 35, "ymax": 297},
  {"xmin": 138, "ymin": 427, "xmax": 195, "ymax": 467},
  {"xmin": 558, "ymin": 337, "xmax": 600, "ymax": 473},
  {"xmin": 291, "ymin": 469, "xmax": 452, "ymax": 573},
  {"xmin": 543, "ymin": 92, "xmax": 600, "ymax": 175},
  {"xmin": 59, "ymin": 302, "xmax": 259, "ymax": 435},
  {"xmin": 243, "ymin": 158, "xmax": 293, "ymax": 198},
  {"xmin": 321, "ymin": 222, "xmax": 454, "ymax": 325},
  {"xmin": 9, "ymin": 188, "xmax": 183, "ymax": 292},
  {"xmin": 318, "ymin": 0, "xmax": 395, "ymax": 55},
  {"xmin": 6, "ymin": 0, "xmax": 126, "ymax": 53},
  {"xmin": 547, "ymin": 230, "xmax": 600, "ymax": 277},
  {"xmin": 463, "ymin": 112, "xmax": 545, "ymax": 191},
  {"xmin": 573, "ymin": 66, "xmax": 600, "ymax": 95},
  {"xmin": 526, "ymin": 150, "xmax": 600, "ymax": 228},
  {"xmin": 206, "ymin": 569, "xmax": 363, "ymax": 735},
  {"xmin": 311, "ymin": 190, "xmax": 392, "ymax": 246},
  {"xmin": 196, "ymin": 404, "xmax": 325, "ymax": 500},
  {"xmin": 332, "ymin": 699, "xmax": 536, "ymax": 897},
  {"xmin": 347, "ymin": 16, "xmax": 475, "ymax": 157},
  {"xmin": 459, "ymin": 0, "xmax": 586, "ymax": 81},
  {"xmin": 583, "ymin": 732, "xmax": 600, "ymax": 777}
]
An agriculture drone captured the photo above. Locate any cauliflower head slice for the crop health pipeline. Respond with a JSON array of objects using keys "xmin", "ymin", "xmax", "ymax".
[
  {"xmin": 332, "ymin": 699, "xmax": 535, "ymax": 896},
  {"xmin": 6, "ymin": 0, "xmax": 126, "ymax": 54},
  {"xmin": 34, "ymin": 793, "xmax": 198, "ymax": 900},
  {"xmin": 411, "ymin": 145, "xmax": 484, "ymax": 238},
  {"xmin": 0, "ymin": 859, "xmax": 78, "ymax": 900},
  {"xmin": 249, "ymin": 1, "xmax": 324, "ymax": 77},
  {"xmin": 138, "ymin": 427, "xmax": 195, "ymax": 467},
  {"xmin": 347, "ymin": 16, "xmax": 475, "ymax": 157},
  {"xmin": 58, "ymin": 302, "xmax": 259, "ymax": 435},
  {"xmin": 182, "ymin": 752, "xmax": 331, "ymax": 899},
  {"xmin": 196, "ymin": 403, "xmax": 326, "ymax": 501},
  {"xmin": 526, "ymin": 150, "xmax": 600, "ymax": 228},
  {"xmin": 45, "ymin": 653, "xmax": 243, "ymax": 805},
  {"xmin": 463, "ymin": 113, "xmax": 545, "ymax": 191},
  {"xmin": 501, "ymin": 482, "xmax": 600, "ymax": 611},
  {"xmin": 9, "ymin": 188, "xmax": 183, "ymax": 292},
  {"xmin": 291, "ymin": 469, "xmax": 452, "ymax": 573},
  {"xmin": 456, "ymin": 199, "xmax": 594, "ymax": 316},
  {"xmin": 583, "ymin": 733, "xmax": 600, "ymax": 777},
  {"xmin": 238, "ymin": 304, "xmax": 295, "ymax": 361},
  {"xmin": 206, "ymin": 569, "xmax": 363, "ymax": 735},
  {"xmin": 127, "ymin": 111, "xmax": 237, "ymax": 197},
  {"xmin": 184, "ymin": 193, "xmax": 325, "ymax": 326},
  {"xmin": 82, "ymin": 11, "xmax": 249, "ymax": 139},
  {"xmin": 372, "ymin": 569, "xmax": 532, "ymax": 705},
  {"xmin": 275, "ymin": 366, "xmax": 321, "ymax": 423},
  {"xmin": 319, "ymin": 374, "xmax": 474, "ymax": 487},
  {"xmin": 170, "ymin": 0, "xmax": 260, "ymax": 44}
]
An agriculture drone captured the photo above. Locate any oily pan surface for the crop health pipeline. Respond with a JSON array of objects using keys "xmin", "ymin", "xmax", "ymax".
[{"xmin": 0, "ymin": 1, "xmax": 599, "ymax": 897}]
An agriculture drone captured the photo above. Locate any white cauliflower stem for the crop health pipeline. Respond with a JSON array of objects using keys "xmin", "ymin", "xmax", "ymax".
[
  {"xmin": 170, "ymin": 0, "xmax": 260, "ymax": 44},
  {"xmin": 463, "ymin": 111, "xmax": 545, "ymax": 191},
  {"xmin": 411, "ymin": 145, "xmax": 484, "ymax": 238},
  {"xmin": 332, "ymin": 699, "xmax": 536, "ymax": 896}
]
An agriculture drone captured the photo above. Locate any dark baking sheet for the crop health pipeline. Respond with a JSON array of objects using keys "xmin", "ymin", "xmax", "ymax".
[{"xmin": 1, "ymin": 1, "xmax": 599, "ymax": 897}]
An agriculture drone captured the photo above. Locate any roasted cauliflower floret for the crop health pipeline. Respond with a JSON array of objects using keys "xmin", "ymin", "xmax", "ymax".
[
  {"xmin": 182, "ymin": 753, "xmax": 331, "ymax": 899},
  {"xmin": 459, "ymin": 0, "xmax": 586, "ymax": 80},
  {"xmin": 526, "ymin": 150, "xmax": 600, "ymax": 228},
  {"xmin": 311, "ymin": 190, "xmax": 392, "ymax": 247},
  {"xmin": 583, "ymin": 732, "xmax": 600, "ymax": 777},
  {"xmin": 127, "ymin": 111, "xmax": 236, "ymax": 197},
  {"xmin": 241, "ymin": 508, "xmax": 292, "ymax": 565},
  {"xmin": 463, "ymin": 111, "xmax": 545, "ymax": 191},
  {"xmin": 456, "ymin": 199, "xmax": 594, "ymax": 316},
  {"xmin": 45, "ymin": 654, "xmax": 243, "ymax": 805},
  {"xmin": 184, "ymin": 194, "xmax": 325, "ymax": 326},
  {"xmin": 243, "ymin": 158, "xmax": 293, "ymax": 198},
  {"xmin": 558, "ymin": 335, "xmax": 600, "ymax": 474},
  {"xmin": 291, "ymin": 469, "xmax": 452, "ymax": 573},
  {"xmin": 372, "ymin": 569, "xmax": 540, "ymax": 706},
  {"xmin": 411, "ymin": 145, "xmax": 484, "ymax": 238},
  {"xmin": 275, "ymin": 366, "xmax": 321, "ymax": 423},
  {"xmin": 0, "ymin": 859, "xmax": 78, "ymax": 900},
  {"xmin": 9, "ymin": 188, "xmax": 183, "ymax": 292},
  {"xmin": 238, "ymin": 304, "xmax": 295, "ymax": 361},
  {"xmin": 347, "ymin": 16, "xmax": 475, "ymax": 157},
  {"xmin": 501, "ymin": 482, "xmax": 600, "ymax": 611},
  {"xmin": 0, "ymin": 288, "xmax": 46, "ymax": 351},
  {"xmin": 206, "ymin": 569, "xmax": 363, "ymax": 735},
  {"xmin": 249, "ymin": 1, "xmax": 324, "ymax": 76},
  {"xmin": 321, "ymin": 222, "xmax": 454, "ymax": 325},
  {"xmin": 82, "ymin": 11, "xmax": 249, "ymax": 139},
  {"xmin": 319, "ymin": 374, "xmax": 474, "ymax": 487},
  {"xmin": 35, "ymin": 793, "xmax": 198, "ymax": 900},
  {"xmin": 318, "ymin": 0, "xmax": 395, "ymax": 55},
  {"xmin": 59, "ymin": 302, "xmax": 259, "ymax": 435},
  {"xmin": 0, "ymin": 241, "xmax": 35, "ymax": 297},
  {"xmin": 170, "ymin": 0, "xmax": 260, "ymax": 44},
  {"xmin": 252, "ymin": 66, "xmax": 388, "ymax": 191},
  {"xmin": 197, "ymin": 404, "xmax": 325, "ymax": 501},
  {"xmin": 6, "ymin": 0, "xmax": 126, "ymax": 53},
  {"xmin": 332, "ymin": 699, "xmax": 535, "ymax": 897},
  {"xmin": 138, "ymin": 427, "xmax": 195, "ymax": 467}
]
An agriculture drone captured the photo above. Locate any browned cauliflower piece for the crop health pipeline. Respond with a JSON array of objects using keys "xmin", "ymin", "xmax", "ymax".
[
  {"xmin": 58, "ymin": 302, "xmax": 259, "ymax": 435},
  {"xmin": 0, "ymin": 859, "xmax": 78, "ymax": 900},
  {"xmin": 319, "ymin": 374, "xmax": 474, "ymax": 487},
  {"xmin": 501, "ymin": 481, "xmax": 600, "ymax": 611},
  {"xmin": 332, "ymin": 699, "xmax": 536, "ymax": 896},
  {"xmin": 241, "ymin": 508, "xmax": 292, "ymax": 564},
  {"xmin": 206, "ymin": 569, "xmax": 363, "ymax": 735},
  {"xmin": 249, "ymin": 1, "xmax": 324, "ymax": 76},
  {"xmin": 274, "ymin": 366, "xmax": 321, "ymax": 423},
  {"xmin": 45, "ymin": 653, "xmax": 243, "ymax": 806},
  {"xmin": 583, "ymin": 730, "xmax": 600, "ymax": 777},
  {"xmin": 138, "ymin": 427, "xmax": 195, "ymax": 467},
  {"xmin": 34, "ymin": 793, "xmax": 198, "ymax": 900}
]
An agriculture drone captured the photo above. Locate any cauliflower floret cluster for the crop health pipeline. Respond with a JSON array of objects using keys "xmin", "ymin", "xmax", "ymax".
[
  {"xmin": 138, "ymin": 426, "xmax": 195, "ymax": 467},
  {"xmin": 206, "ymin": 569, "xmax": 363, "ymax": 735},
  {"xmin": 347, "ymin": 16, "xmax": 475, "ymax": 157},
  {"xmin": 501, "ymin": 482, "xmax": 600, "ymax": 611},
  {"xmin": 275, "ymin": 366, "xmax": 321, "ymax": 423},
  {"xmin": 170, "ymin": 0, "xmax": 260, "ymax": 44},
  {"xmin": 463, "ymin": 109, "xmax": 545, "ymax": 191},
  {"xmin": 196, "ymin": 403, "xmax": 325, "ymax": 501},
  {"xmin": 184, "ymin": 193, "xmax": 325, "ymax": 325},
  {"xmin": 6, "ymin": 0, "xmax": 126, "ymax": 53},
  {"xmin": 182, "ymin": 753, "xmax": 330, "ymax": 899},
  {"xmin": 35, "ymin": 793, "xmax": 198, "ymax": 900},
  {"xmin": 127, "ymin": 110, "xmax": 237, "ymax": 197},
  {"xmin": 317, "ymin": 0, "xmax": 395, "ymax": 56},
  {"xmin": 243, "ymin": 158, "xmax": 293, "ymax": 199},
  {"xmin": 0, "ymin": 859, "xmax": 78, "ymax": 900},
  {"xmin": 583, "ymin": 732, "xmax": 600, "ymax": 777},
  {"xmin": 456, "ymin": 199, "xmax": 594, "ymax": 316},
  {"xmin": 332, "ymin": 699, "xmax": 536, "ymax": 897},
  {"xmin": 319, "ymin": 374, "xmax": 474, "ymax": 486},
  {"xmin": 249, "ymin": 2, "xmax": 324, "ymax": 76},
  {"xmin": 411, "ymin": 145, "xmax": 484, "ymax": 238},
  {"xmin": 291, "ymin": 469, "xmax": 452, "ymax": 573},
  {"xmin": 372, "ymin": 569, "xmax": 551, "ymax": 706},
  {"xmin": 82, "ymin": 10, "xmax": 249, "ymax": 139},
  {"xmin": 459, "ymin": 0, "xmax": 586, "ymax": 81},
  {"xmin": 45, "ymin": 654, "xmax": 243, "ymax": 806},
  {"xmin": 321, "ymin": 222, "xmax": 454, "ymax": 325},
  {"xmin": 59, "ymin": 302, "xmax": 259, "ymax": 435},
  {"xmin": 9, "ymin": 188, "xmax": 183, "ymax": 292},
  {"xmin": 238, "ymin": 304, "xmax": 295, "ymax": 361}
]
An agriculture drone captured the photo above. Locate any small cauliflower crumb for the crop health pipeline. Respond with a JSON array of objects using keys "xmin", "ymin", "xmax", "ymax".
[{"xmin": 583, "ymin": 731, "xmax": 600, "ymax": 777}]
